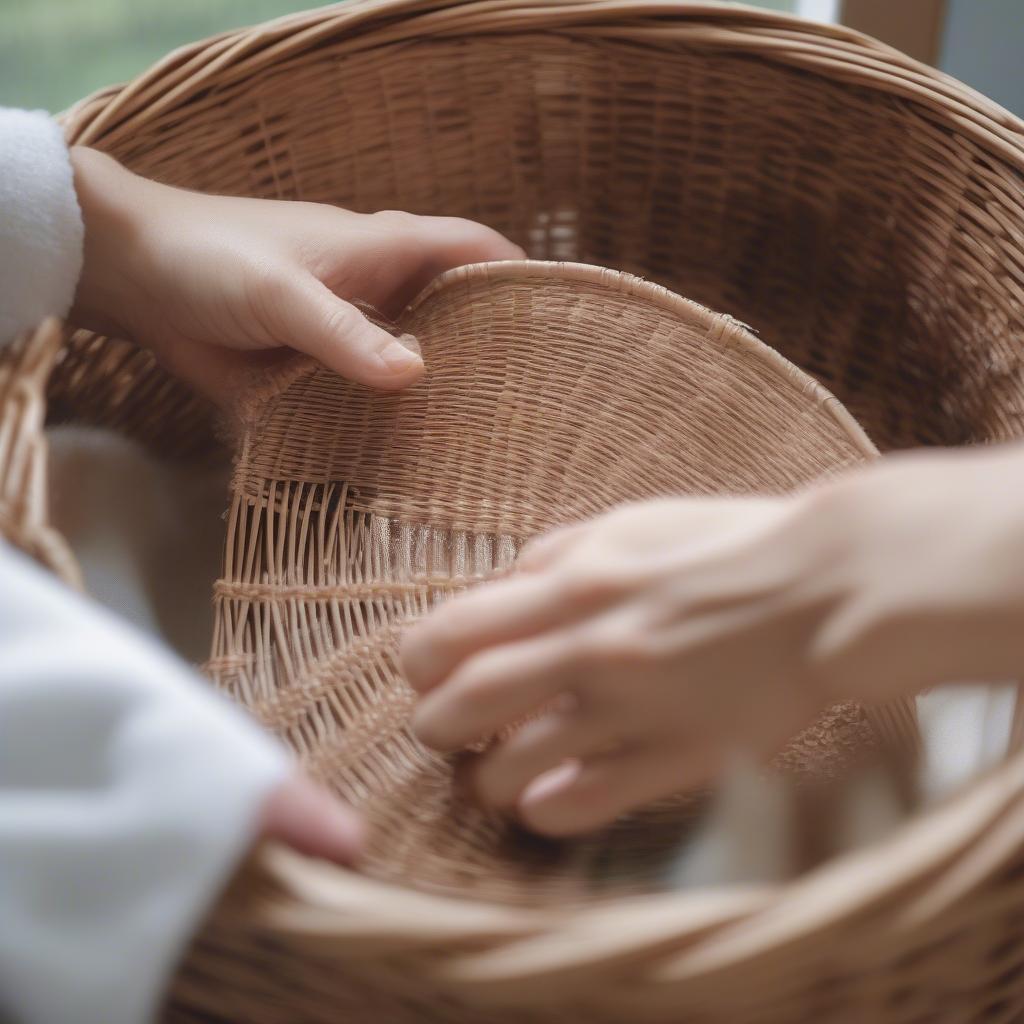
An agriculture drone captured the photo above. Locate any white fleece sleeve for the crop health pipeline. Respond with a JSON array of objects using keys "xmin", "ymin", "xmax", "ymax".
[
  {"xmin": 0, "ymin": 107, "xmax": 84, "ymax": 346},
  {"xmin": 0, "ymin": 541, "xmax": 290, "ymax": 1024}
]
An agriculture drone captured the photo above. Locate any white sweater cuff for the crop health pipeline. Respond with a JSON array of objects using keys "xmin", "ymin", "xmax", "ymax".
[
  {"xmin": 0, "ymin": 107, "xmax": 84, "ymax": 346},
  {"xmin": 0, "ymin": 543, "xmax": 290, "ymax": 1024}
]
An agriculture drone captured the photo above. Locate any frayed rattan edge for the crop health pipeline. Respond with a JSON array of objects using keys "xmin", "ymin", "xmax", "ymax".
[{"xmin": 0, "ymin": 319, "xmax": 82, "ymax": 588}]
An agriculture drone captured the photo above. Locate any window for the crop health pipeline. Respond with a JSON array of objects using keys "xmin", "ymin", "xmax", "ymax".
[
  {"xmin": 2, "ymin": 0, "xmax": 828, "ymax": 114},
  {"xmin": 0, "ymin": 0, "xmax": 320, "ymax": 112}
]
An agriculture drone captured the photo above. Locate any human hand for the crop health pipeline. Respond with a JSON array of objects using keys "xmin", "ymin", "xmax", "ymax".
[
  {"xmin": 68, "ymin": 147, "xmax": 524, "ymax": 402},
  {"xmin": 259, "ymin": 772, "xmax": 364, "ymax": 864},
  {"xmin": 402, "ymin": 445, "xmax": 1024, "ymax": 836}
]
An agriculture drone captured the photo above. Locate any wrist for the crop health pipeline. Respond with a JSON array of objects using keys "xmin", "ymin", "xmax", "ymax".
[
  {"xmin": 806, "ymin": 447, "xmax": 1024, "ymax": 703},
  {"xmin": 68, "ymin": 146, "xmax": 151, "ymax": 339}
]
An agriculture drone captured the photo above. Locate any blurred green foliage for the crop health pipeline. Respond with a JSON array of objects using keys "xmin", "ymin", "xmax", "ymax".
[
  {"xmin": 0, "ymin": 0, "xmax": 321, "ymax": 112},
  {"xmin": 0, "ymin": 0, "xmax": 796, "ymax": 114}
]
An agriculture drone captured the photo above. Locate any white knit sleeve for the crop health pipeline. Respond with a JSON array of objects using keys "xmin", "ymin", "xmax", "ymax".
[
  {"xmin": 0, "ymin": 107, "xmax": 84, "ymax": 346},
  {"xmin": 0, "ymin": 542, "xmax": 290, "ymax": 1024}
]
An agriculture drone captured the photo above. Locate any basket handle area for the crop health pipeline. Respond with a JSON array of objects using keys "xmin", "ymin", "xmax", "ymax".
[{"xmin": 0, "ymin": 319, "xmax": 82, "ymax": 586}]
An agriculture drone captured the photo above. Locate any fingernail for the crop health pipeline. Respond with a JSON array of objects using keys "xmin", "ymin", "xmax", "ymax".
[
  {"xmin": 378, "ymin": 337, "xmax": 422, "ymax": 373},
  {"xmin": 522, "ymin": 760, "xmax": 581, "ymax": 804}
]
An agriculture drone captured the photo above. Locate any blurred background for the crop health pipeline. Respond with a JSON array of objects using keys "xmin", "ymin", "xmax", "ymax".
[{"xmin": 0, "ymin": 0, "xmax": 1019, "ymax": 116}]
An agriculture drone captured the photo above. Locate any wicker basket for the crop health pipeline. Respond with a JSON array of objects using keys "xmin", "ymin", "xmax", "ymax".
[
  {"xmin": 3, "ymin": 0, "xmax": 1024, "ymax": 1019},
  {"xmin": 57, "ymin": 0, "xmax": 1024, "ymax": 457}
]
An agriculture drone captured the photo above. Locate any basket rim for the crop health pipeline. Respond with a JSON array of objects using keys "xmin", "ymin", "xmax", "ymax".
[
  {"xmin": 408, "ymin": 259, "xmax": 880, "ymax": 461},
  {"xmin": 60, "ymin": 0, "xmax": 1024, "ymax": 172},
  {"xmin": 8, "ymin": 318, "xmax": 1024, "ymax": 999},
  {"xmin": 246, "ymin": 744, "xmax": 1024, "ymax": 995}
]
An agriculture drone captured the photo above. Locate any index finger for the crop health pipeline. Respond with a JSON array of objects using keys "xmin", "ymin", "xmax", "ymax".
[{"xmin": 400, "ymin": 571, "xmax": 578, "ymax": 695}]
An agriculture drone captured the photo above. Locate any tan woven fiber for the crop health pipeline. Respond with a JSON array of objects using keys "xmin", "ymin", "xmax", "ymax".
[
  {"xmin": 56, "ymin": 0, "xmax": 1024, "ymax": 456},
  {"xmin": 0, "ymin": 321, "xmax": 81, "ymax": 586},
  {"xmin": 5, "ymin": 0, "xmax": 1020, "ymax": 1018}
]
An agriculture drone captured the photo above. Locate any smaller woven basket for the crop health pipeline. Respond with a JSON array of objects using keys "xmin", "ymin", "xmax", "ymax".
[{"xmin": 175, "ymin": 260, "xmax": 916, "ymax": 1023}]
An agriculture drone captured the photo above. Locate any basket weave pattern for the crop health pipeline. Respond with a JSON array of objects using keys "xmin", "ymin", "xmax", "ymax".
[
  {"xmin": 158, "ymin": 262, "xmax": 949, "ymax": 1024},
  {"xmin": 0, "ymin": 321, "xmax": 80, "ymax": 585}
]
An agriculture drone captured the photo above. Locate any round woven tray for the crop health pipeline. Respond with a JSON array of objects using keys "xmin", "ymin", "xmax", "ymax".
[
  {"xmin": 4, "ymin": 0, "xmax": 1022, "ymax": 1019},
  {"xmin": 214, "ymin": 258, "xmax": 906, "ymax": 876}
]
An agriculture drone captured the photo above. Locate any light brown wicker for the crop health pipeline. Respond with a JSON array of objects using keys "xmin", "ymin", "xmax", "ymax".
[
  {"xmin": 0, "ymin": 320, "xmax": 80, "ymax": 587},
  {"xmin": 1, "ymin": 0, "xmax": 1022, "ymax": 1020}
]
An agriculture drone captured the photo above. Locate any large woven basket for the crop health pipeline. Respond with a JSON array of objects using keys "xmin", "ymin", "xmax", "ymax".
[
  {"xmin": 5, "ymin": 0, "xmax": 1024, "ymax": 1019},
  {"xmin": 57, "ymin": 0, "xmax": 1024, "ymax": 457}
]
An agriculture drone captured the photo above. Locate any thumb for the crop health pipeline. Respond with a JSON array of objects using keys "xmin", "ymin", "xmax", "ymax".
[{"xmin": 286, "ymin": 275, "xmax": 424, "ymax": 390}]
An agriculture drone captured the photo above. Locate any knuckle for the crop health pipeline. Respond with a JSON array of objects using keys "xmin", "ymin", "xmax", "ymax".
[
  {"xmin": 320, "ymin": 301, "xmax": 362, "ymax": 340},
  {"xmin": 372, "ymin": 209, "xmax": 420, "ymax": 239},
  {"xmin": 374, "ymin": 208, "xmax": 416, "ymax": 224},
  {"xmin": 559, "ymin": 567, "xmax": 625, "ymax": 606},
  {"xmin": 591, "ymin": 630, "xmax": 663, "ymax": 669}
]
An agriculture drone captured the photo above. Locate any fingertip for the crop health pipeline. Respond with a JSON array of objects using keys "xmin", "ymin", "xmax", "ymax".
[
  {"xmin": 464, "ymin": 220, "xmax": 525, "ymax": 262},
  {"xmin": 475, "ymin": 233, "xmax": 527, "ymax": 264},
  {"xmin": 376, "ymin": 336, "xmax": 424, "ymax": 381},
  {"xmin": 348, "ymin": 333, "xmax": 423, "ymax": 391},
  {"xmin": 302, "ymin": 283, "xmax": 426, "ymax": 390},
  {"xmin": 265, "ymin": 777, "xmax": 366, "ymax": 865},
  {"xmin": 398, "ymin": 624, "xmax": 432, "ymax": 694},
  {"xmin": 498, "ymin": 239, "xmax": 528, "ymax": 261},
  {"xmin": 411, "ymin": 682, "xmax": 483, "ymax": 753},
  {"xmin": 516, "ymin": 524, "xmax": 583, "ymax": 573},
  {"xmin": 369, "ymin": 361, "xmax": 425, "ymax": 391},
  {"xmin": 410, "ymin": 698, "xmax": 454, "ymax": 752}
]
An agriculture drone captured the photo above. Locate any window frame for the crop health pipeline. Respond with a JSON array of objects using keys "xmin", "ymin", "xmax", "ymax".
[{"xmin": 837, "ymin": 0, "xmax": 948, "ymax": 65}]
